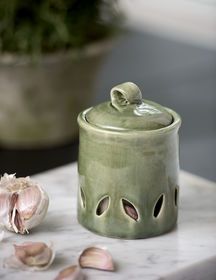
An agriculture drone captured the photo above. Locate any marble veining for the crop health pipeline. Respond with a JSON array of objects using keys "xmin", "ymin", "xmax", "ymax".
[{"xmin": 0, "ymin": 163, "xmax": 216, "ymax": 280}]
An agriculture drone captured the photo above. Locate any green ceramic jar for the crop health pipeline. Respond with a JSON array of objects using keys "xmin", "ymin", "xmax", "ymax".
[{"xmin": 77, "ymin": 82, "xmax": 181, "ymax": 239}]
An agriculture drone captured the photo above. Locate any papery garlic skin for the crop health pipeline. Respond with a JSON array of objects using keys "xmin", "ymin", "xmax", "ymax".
[
  {"xmin": 4, "ymin": 241, "xmax": 55, "ymax": 271},
  {"xmin": 14, "ymin": 242, "xmax": 52, "ymax": 267},
  {"xmin": 0, "ymin": 174, "xmax": 49, "ymax": 234}
]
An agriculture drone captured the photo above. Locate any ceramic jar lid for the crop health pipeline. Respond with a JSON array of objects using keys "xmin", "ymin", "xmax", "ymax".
[{"xmin": 85, "ymin": 82, "xmax": 173, "ymax": 131}]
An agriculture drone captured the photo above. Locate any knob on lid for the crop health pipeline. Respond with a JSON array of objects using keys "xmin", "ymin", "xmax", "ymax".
[{"xmin": 85, "ymin": 82, "xmax": 173, "ymax": 131}]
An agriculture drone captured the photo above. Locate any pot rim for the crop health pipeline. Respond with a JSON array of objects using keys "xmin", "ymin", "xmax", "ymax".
[
  {"xmin": 0, "ymin": 38, "xmax": 115, "ymax": 66},
  {"xmin": 78, "ymin": 106, "xmax": 181, "ymax": 136}
]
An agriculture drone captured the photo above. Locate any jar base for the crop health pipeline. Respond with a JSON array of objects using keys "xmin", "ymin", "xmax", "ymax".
[{"xmin": 77, "ymin": 217, "xmax": 177, "ymax": 240}]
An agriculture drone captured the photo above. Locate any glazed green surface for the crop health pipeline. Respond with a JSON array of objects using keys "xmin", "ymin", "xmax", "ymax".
[
  {"xmin": 77, "ymin": 110, "xmax": 181, "ymax": 239},
  {"xmin": 77, "ymin": 82, "xmax": 181, "ymax": 239}
]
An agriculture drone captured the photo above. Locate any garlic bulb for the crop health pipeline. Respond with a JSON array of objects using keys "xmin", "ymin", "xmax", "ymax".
[
  {"xmin": 4, "ymin": 241, "xmax": 55, "ymax": 271},
  {"xmin": 0, "ymin": 174, "xmax": 49, "ymax": 234}
]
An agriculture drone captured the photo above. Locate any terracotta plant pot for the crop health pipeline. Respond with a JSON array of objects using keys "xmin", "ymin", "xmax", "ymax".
[{"xmin": 0, "ymin": 40, "xmax": 113, "ymax": 148}]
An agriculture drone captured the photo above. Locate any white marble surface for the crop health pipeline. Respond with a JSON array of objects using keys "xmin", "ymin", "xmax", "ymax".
[{"xmin": 0, "ymin": 163, "xmax": 216, "ymax": 280}]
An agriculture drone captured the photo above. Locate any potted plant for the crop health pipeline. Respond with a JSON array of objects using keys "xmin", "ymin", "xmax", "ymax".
[{"xmin": 0, "ymin": 0, "xmax": 119, "ymax": 148}]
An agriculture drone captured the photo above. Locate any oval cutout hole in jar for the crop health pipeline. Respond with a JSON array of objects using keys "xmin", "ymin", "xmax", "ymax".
[
  {"xmin": 122, "ymin": 199, "xmax": 139, "ymax": 221},
  {"xmin": 174, "ymin": 187, "xmax": 178, "ymax": 207},
  {"xmin": 80, "ymin": 187, "xmax": 86, "ymax": 208},
  {"xmin": 96, "ymin": 196, "xmax": 110, "ymax": 216},
  {"xmin": 153, "ymin": 194, "xmax": 164, "ymax": 218}
]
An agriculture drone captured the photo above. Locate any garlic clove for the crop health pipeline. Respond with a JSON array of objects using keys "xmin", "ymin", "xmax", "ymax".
[
  {"xmin": 54, "ymin": 265, "xmax": 85, "ymax": 280},
  {"xmin": 0, "ymin": 174, "xmax": 49, "ymax": 234},
  {"xmin": 10, "ymin": 193, "xmax": 24, "ymax": 234},
  {"xmin": 4, "ymin": 241, "xmax": 55, "ymax": 271},
  {"xmin": 122, "ymin": 199, "xmax": 139, "ymax": 221},
  {"xmin": 24, "ymin": 186, "xmax": 49, "ymax": 232},
  {"xmin": 16, "ymin": 185, "xmax": 41, "ymax": 220},
  {"xmin": 124, "ymin": 204, "xmax": 138, "ymax": 221},
  {"xmin": 79, "ymin": 247, "xmax": 115, "ymax": 271}
]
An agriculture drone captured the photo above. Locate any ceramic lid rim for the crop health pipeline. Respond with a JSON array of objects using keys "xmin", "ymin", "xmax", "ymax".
[{"xmin": 78, "ymin": 107, "xmax": 181, "ymax": 136}]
